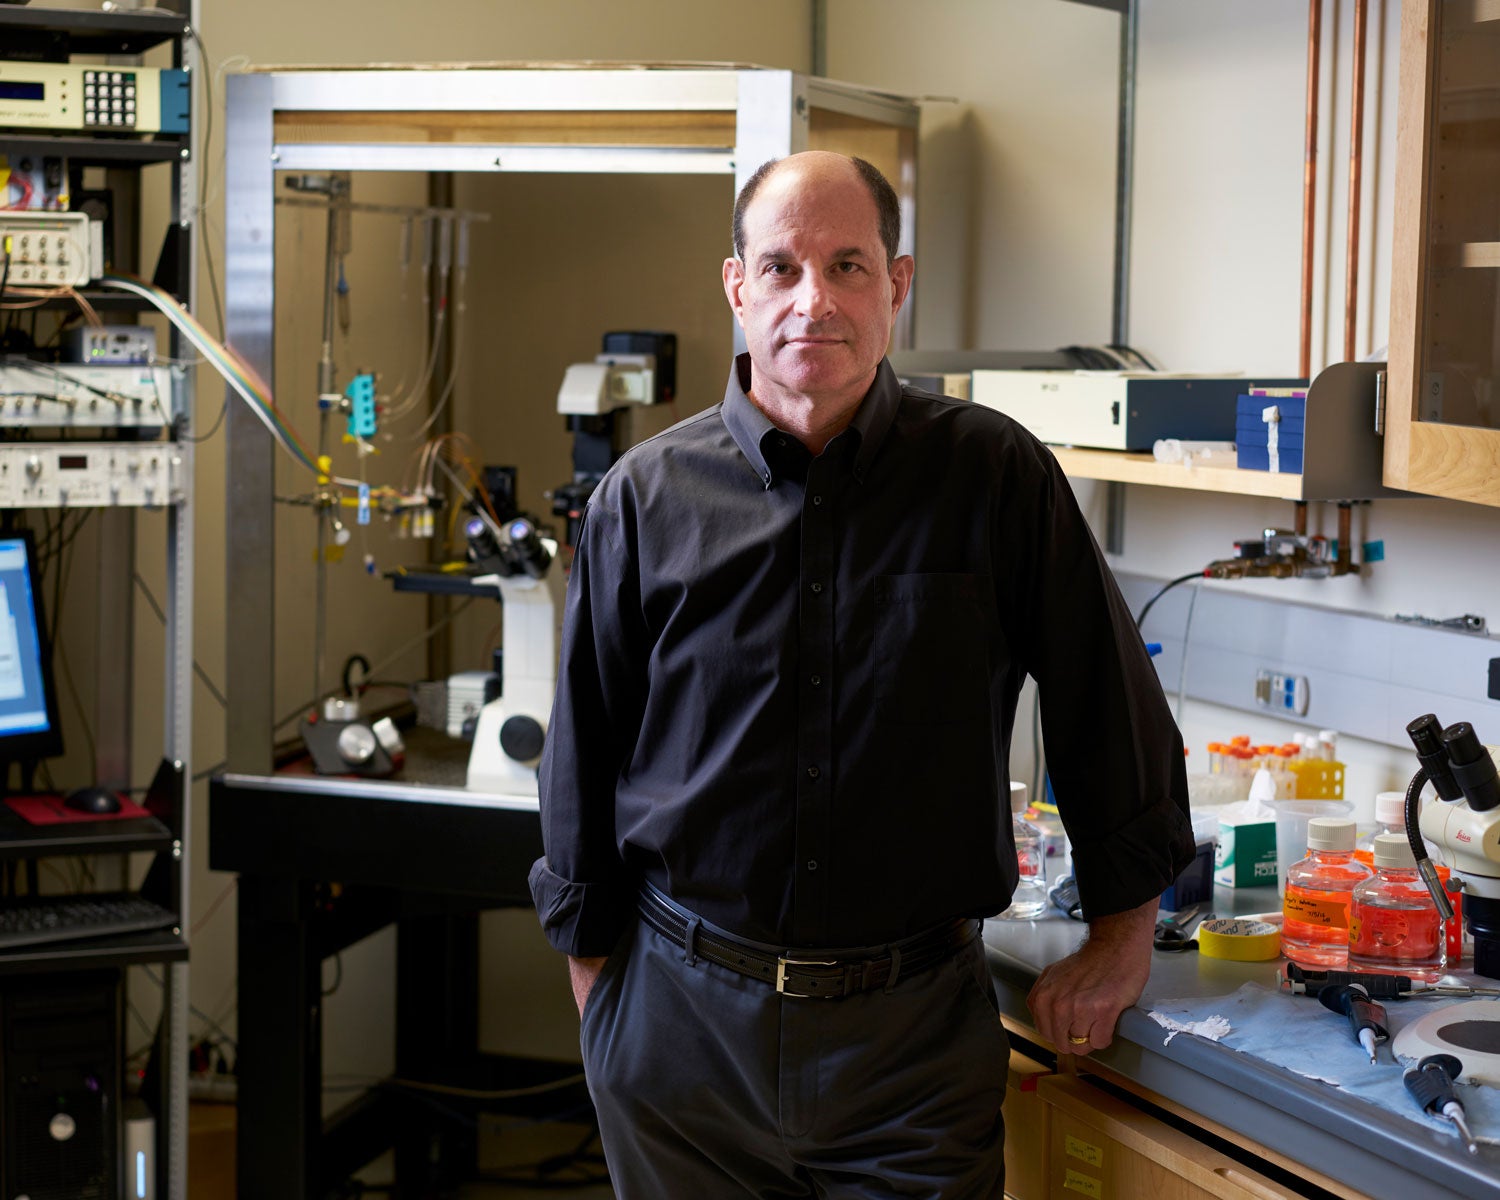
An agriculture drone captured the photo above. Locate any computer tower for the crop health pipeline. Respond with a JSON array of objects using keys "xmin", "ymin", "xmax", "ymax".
[{"xmin": 0, "ymin": 970, "xmax": 121, "ymax": 1200}]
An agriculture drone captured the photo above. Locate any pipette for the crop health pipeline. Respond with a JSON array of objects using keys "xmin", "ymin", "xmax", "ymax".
[
  {"xmin": 1403, "ymin": 1054, "xmax": 1480, "ymax": 1156},
  {"xmin": 1317, "ymin": 983, "xmax": 1389, "ymax": 1064}
]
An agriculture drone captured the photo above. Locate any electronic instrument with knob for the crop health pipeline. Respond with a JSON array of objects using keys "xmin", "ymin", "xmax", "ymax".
[
  {"xmin": 0, "ymin": 361, "xmax": 178, "ymax": 428},
  {"xmin": 0, "ymin": 441, "xmax": 179, "ymax": 507}
]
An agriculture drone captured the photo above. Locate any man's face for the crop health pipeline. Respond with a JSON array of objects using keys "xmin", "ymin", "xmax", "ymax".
[{"xmin": 723, "ymin": 156, "xmax": 913, "ymax": 410}]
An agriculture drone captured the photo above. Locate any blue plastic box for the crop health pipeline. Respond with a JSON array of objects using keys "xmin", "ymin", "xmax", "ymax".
[
  {"xmin": 1160, "ymin": 837, "xmax": 1216, "ymax": 910},
  {"xmin": 1236, "ymin": 394, "xmax": 1307, "ymax": 474}
]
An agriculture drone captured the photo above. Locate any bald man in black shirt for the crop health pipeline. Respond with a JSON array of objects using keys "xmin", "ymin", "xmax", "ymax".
[{"xmin": 531, "ymin": 151, "xmax": 1193, "ymax": 1198}]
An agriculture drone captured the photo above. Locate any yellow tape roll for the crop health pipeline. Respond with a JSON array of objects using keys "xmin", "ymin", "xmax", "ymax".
[{"xmin": 1196, "ymin": 917, "xmax": 1282, "ymax": 961}]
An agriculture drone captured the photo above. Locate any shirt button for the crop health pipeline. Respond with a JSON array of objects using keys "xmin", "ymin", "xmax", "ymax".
[
  {"xmin": 810, "ymin": 674, "xmax": 821, "ymax": 687},
  {"xmin": 807, "ymin": 860, "xmax": 819, "ymax": 871},
  {"xmin": 807, "ymin": 766, "xmax": 820, "ymax": 780},
  {"xmin": 812, "ymin": 495, "xmax": 823, "ymax": 506},
  {"xmin": 810, "ymin": 582, "xmax": 823, "ymax": 594}
]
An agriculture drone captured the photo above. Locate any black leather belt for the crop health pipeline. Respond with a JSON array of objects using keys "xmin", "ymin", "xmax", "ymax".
[{"xmin": 637, "ymin": 885, "xmax": 978, "ymax": 1000}]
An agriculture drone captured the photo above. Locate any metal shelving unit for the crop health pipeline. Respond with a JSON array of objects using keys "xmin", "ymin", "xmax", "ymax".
[{"xmin": 0, "ymin": 6, "xmax": 195, "ymax": 1198}]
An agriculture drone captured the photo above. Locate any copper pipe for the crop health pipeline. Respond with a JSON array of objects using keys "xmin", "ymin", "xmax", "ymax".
[
  {"xmin": 1294, "ymin": 500, "xmax": 1308, "ymax": 537},
  {"xmin": 1299, "ymin": 0, "xmax": 1321, "ymax": 379},
  {"xmin": 1344, "ymin": 0, "xmax": 1369, "ymax": 363}
]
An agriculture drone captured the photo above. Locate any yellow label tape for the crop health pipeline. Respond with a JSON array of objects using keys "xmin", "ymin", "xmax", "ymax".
[
  {"xmin": 1196, "ymin": 917, "xmax": 1282, "ymax": 961},
  {"xmin": 1064, "ymin": 1134, "xmax": 1103, "ymax": 1166},
  {"xmin": 1063, "ymin": 1168, "xmax": 1103, "ymax": 1197},
  {"xmin": 1283, "ymin": 892, "xmax": 1349, "ymax": 929}
]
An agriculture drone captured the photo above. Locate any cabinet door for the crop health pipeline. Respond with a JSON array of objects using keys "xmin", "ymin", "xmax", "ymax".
[{"xmin": 1385, "ymin": 0, "xmax": 1500, "ymax": 504}]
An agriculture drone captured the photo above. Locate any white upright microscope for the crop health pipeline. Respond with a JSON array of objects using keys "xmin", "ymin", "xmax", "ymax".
[
  {"xmin": 465, "ymin": 331, "xmax": 673, "ymax": 801},
  {"xmin": 463, "ymin": 514, "xmax": 561, "ymax": 803}
]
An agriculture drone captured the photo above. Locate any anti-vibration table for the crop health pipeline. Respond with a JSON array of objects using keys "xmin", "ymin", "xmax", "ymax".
[{"xmin": 209, "ymin": 740, "xmax": 561, "ymax": 1199}]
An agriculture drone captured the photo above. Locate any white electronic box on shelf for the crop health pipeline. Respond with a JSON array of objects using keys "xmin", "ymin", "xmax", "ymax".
[
  {"xmin": 0, "ymin": 211, "xmax": 104, "ymax": 287},
  {"xmin": 970, "ymin": 371, "xmax": 1305, "ymax": 452}
]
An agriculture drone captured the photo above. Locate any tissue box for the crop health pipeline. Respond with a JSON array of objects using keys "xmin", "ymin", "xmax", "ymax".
[{"xmin": 1214, "ymin": 817, "xmax": 1277, "ymax": 888}]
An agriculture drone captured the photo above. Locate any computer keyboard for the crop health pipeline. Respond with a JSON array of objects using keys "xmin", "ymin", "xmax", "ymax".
[{"xmin": 0, "ymin": 892, "xmax": 177, "ymax": 950}]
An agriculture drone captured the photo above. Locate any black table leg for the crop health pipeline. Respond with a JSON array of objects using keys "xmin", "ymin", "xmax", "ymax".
[
  {"xmin": 395, "ymin": 910, "xmax": 480, "ymax": 1194},
  {"xmin": 236, "ymin": 874, "xmax": 323, "ymax": 1199}
]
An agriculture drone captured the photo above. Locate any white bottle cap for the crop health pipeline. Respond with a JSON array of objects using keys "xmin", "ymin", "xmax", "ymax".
[
  {"xmin": 1374, "ymin": 791, "xmax": 1407, "ymax": 830},
  {"xmin": 1009, "ymin": 780, "xmax": 1028, "ymax": 814},
  {"xmin": 1372, "ymin": 832, "xmax": 1417, "ymax": 869},
  {"xmin": 1306, "ymin": 816, "xmax": 1356, "ymax": 851}
]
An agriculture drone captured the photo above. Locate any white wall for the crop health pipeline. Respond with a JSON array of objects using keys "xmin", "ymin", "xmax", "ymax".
[{"xmin": 828, "ymin": 0, "xmax": 1121, "ymax": 350}]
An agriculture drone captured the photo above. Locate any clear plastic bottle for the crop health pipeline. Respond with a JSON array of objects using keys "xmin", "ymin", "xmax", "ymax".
[
  {"xmin": 1348, "ymin": 833, "xmax": 1445, "ymax": 981},
  {"xmin": 1281, "ymin": 817, "xmax": 1372, "ymax": 968},
  {"xmin": 1357, "ymin": 790, "xmax": 1441, "ymax": 860},
  {"xmin": 1000, "ymin": 782, "xmax": 1049, "ymax": 919}
]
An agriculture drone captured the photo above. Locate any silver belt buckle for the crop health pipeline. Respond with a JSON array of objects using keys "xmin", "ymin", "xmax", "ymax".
[{"xmin": 776, "ymin": 956, "xmax": 838, "ymax": 996}]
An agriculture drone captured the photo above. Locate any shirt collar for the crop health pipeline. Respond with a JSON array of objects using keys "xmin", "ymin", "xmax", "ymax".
[{"xmin": 720, "ymin": 352, "xmax": 900, "ymax": 488}]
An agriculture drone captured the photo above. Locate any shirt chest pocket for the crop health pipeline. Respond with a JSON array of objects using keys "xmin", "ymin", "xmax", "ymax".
[{"xmin": 873, "ymin": 573, "xmax": 994, "ymax": 726}]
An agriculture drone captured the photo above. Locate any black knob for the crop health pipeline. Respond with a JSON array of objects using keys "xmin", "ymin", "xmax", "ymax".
[{"xmin": 499, "ymin": 715, "xmax": 545, "ymax": 763}]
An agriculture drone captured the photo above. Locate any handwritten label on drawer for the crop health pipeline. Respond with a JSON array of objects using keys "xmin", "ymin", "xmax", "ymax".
[
  {"xmin": 1064, "ymin": 1134, "xmax": 1104, "ymax": 1166},
  {"xmin": 1063, "ymin": 1168, "xmax": 1103, "ymax": 1197}
]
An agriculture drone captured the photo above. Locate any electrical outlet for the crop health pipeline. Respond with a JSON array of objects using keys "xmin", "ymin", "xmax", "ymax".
[{"xmin": 1255, "ymin": 668, "xmax": 1309, "ymax": 716}]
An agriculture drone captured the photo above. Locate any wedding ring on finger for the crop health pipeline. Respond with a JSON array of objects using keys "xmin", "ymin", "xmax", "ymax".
[{"xmin": 1067, "ymin": 1034, "xmax": 1091, "ymax": 1046}]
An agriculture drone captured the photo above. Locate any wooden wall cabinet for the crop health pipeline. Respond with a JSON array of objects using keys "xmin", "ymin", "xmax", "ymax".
[{"xmin": 1385, "ymin": 0, "xmax": 1500, "ymax": 504}]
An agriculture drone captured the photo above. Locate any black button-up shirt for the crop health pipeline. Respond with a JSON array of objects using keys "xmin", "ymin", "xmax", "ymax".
[{"xmin": 530, "ymin": 355, "xmax": 1193, "ymax": 957}]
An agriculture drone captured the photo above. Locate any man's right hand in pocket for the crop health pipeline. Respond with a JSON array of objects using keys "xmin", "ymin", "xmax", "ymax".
[{"xmin": 569, "ymin": 955, "xmax": 609, "ymax": 1017}]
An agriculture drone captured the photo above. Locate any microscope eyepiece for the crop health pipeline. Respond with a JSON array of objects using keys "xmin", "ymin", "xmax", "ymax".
[
  {"xmin": 1442, "ymin": 721, "xmax": 1500, "ymax": 813},
  {"xmin": 1442, "ymin": 722, "xmax": 1484, "ymax": 766},
  {"xmin": 1408, "ymin": 713, "xmax": 1444, "ymax": 756},
  {"xmin": 1407, "ymin": 713, "xmax": 1464, "ymax": 801}
]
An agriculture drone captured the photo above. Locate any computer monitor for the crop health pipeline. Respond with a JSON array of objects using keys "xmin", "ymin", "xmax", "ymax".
[{"xmin": 0, "ymin": 529, "xmax": 63, "ymax": 767}]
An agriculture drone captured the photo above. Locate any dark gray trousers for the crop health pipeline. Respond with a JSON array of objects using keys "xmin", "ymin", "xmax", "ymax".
[{"xmin": 579, "ymin": 914, "xmax": 1009, "ymax": 1199}]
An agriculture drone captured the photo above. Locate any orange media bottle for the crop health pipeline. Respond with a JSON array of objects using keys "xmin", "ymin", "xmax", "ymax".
[
  {"xmin": 1281, "ymin": 817, "xmax": 1371, "ymax": 968},
  {"xmin": 1349, "ymin": 834, "xmax": 1445, "ymax": 981}
]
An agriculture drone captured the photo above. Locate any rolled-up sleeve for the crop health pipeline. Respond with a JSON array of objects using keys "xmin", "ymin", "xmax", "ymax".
[
  {"xmin": 1008, "ymin": 444, "xmax": 1194, "ymax": 920},
  {"xmin": 530, "ymin": 500, "xmax": 645, "ymax": 957}
]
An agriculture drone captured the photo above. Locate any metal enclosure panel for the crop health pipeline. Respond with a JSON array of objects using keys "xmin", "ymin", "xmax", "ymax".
[
  {"xmin": 732, "ymin": 70, "xmax": 806, "ymax": 205},
  {"xmin": 730, "ymin": 71, "xmax": 805, "ymax": 357},
  {"xmin": 265, "ymin": 68, "xmax": 740, "ymax": 114},
  {"xmin": 1301, "ymin": 361, "xmax": 1414, "ymax": 499},
  {"xmin": 224, "ymin": 72, "xmax": 278, "ymax": 776},
  {"xmin": 801, "ymin": 77, "xmax": 920, "ymax": 127},
  {"xmin": 270, "ymin": 143, "xmax": 736, "ymax": 174},
  {"xmin": 164, "ymin": 12, "xmax": 199, "ymax": 1189},
  {"xmin": 225, "ymin": 64, "xmax": 922, "ymax": 764}
]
